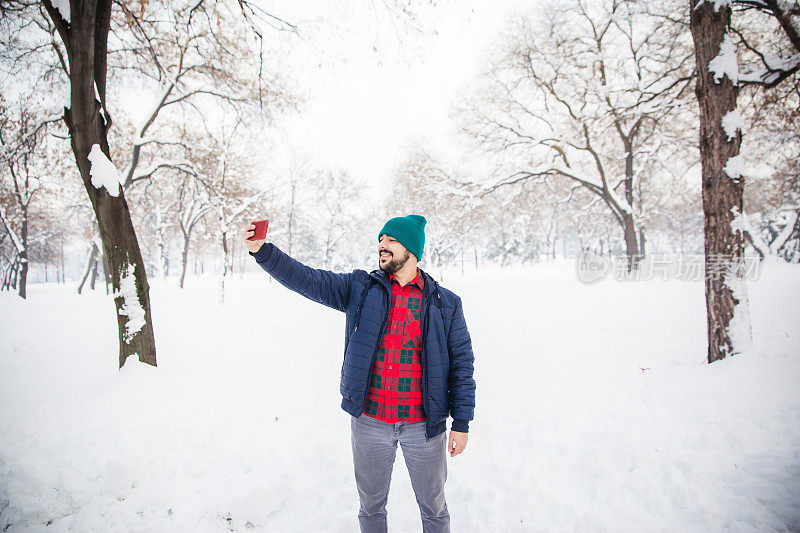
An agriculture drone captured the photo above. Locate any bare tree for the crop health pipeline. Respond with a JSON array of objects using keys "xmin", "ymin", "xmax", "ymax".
[
  {"xmin": 732, "ymin": 0, "xmax": 800, "ymax": 262},
  {"xmin": 649, "ymin": 178, "xmax": 704, "ymax": 254},
  {"xmin": 261, "ymin": 157, "xmax": 373, "ymax": 271},
  {"xmin": 743, "ymin": 158, "xmax": 800, "ymax": 261},
  {"xmin": 733, "ymin": 0, "xmax": 800, "ymax": 88},
  {"xmin": 184, "ymin": 118, "xmax": 268, "ymax": 303},
  {"xmin": 176, "ymin": 175, "xmax": 211, "ymax": 289},
  {"xmin": 0, "ymin": 97, "xmax": 61, "ymax": 298},
  {"xmin": 0, "ymin": 0, "xmax": 298, "ymax": 367},
  {"xmin": 387, "ymin": 149, "xmax": 480, "ymax": 272},
  {"xmin": 77, "ymin": 228, "xmax": 103, "ymax": 294},
  {"xmin": 112, "ymin": 2, "xmax": 295, "ymax": 190},
  {"xmin": 31, "ymin": 0, "xmax": 160, "ymax": 367},
  {"xmin": 282, "ymin": 154, "xmax": 315, "ymax": 257},
  {"xmin": 308, "ymin": 169, "xmax": 364, "ymax": 270},
  {"xmin": 460, "ymin": 0, "xmax": 695, "ymax": 271},
  {"xmin": 134, "ymin": 174, "xmax": 182, "ymax": 281}
]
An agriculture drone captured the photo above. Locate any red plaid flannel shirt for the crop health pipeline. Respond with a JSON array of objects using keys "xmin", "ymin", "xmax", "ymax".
[{"xmin": 363, "ymin": 267, "xmax": 426, "ymax": 422}]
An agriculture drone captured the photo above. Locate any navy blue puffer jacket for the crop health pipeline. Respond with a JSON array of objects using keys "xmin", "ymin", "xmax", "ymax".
[{"xmin": 250, "ymin": 243, "xmax": 476, "ymax": 440}]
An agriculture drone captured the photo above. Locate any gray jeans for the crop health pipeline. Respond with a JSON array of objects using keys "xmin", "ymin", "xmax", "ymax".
[{"xmin": 350, "ymin": 414, "xmax": 450, "ymax": 533}]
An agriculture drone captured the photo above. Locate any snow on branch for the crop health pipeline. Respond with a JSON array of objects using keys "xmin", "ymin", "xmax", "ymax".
[
  {"xmin": 604, "ymin": 182, "xmax": 634, "ymax": 216},
  {"xmin": 237, "ymin": 0, "xmax": 298, "ymax": 33},
  {"xmin": 136, "ymin": 77, "xmax": 179, "ymax": 140},
  {"xmin": 734, "ymin": 208, "xmax": 771, "ymax": 257},
  {"xmin": 132, "ymin": 136, "xmax": 185, "ymax": 148},
  {"xmin": 0, "ymin": 114, "xmax": 62, "ymax": 166},
  {"xmin": 769, "ymin": 209, "xmax": 800, "ymax": 254},
  {"xmin": 739, "ymin": 53, "xmax": 800, "ymax": 86},
  {"xmin": 126, "ymin": 160, "xmax": 198, "ymax": 183},
  {"xmin": 0, "ymin": 204, "xmax": 24, "ymax": 254},
  {"xmin": 730, "ymin": 0, "xmax": 800, "ymax": 88},
  {"xmin": 227, "ymin": 193, "xmax": 265, "ymax": 225}
]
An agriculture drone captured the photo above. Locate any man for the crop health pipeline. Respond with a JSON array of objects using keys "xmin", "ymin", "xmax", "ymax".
[{"xmin": 244, "ymin": 214, "xmax": 475, "ymax": 533}]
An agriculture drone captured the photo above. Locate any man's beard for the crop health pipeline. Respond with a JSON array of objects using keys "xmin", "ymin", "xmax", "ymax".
[{"xmin": 379, "ymin": 249, "xmax": 411, "ymax": 274}]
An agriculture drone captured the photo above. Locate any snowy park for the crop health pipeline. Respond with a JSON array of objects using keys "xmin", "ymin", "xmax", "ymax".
[
  {"xmin": 2, "ymin": 0, "xmax": 800, "ymax": 531},
  {"xmin": 1, "ymin": 259, "xmax": 799, "ymax": 531}
]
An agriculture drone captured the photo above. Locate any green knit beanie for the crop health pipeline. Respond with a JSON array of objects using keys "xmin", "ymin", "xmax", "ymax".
[{"xmin": 379, "ymin": 214, "xmax": 427, "ymax": 261}]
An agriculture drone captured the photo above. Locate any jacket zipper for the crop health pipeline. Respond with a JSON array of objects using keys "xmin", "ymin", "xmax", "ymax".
[
  {"xmin": 420, "ymin": 286, "xmax": 436, "ymax": 436},
  {"xmin": 361, "ymin": 277, "xmax": 391, "ymax": 412},
  {"xmin": 352, "ymin": 282, "xmax": 372, "ymax": 333}
]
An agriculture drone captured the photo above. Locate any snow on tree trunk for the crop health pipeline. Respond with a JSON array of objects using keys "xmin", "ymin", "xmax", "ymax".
[
  {"xmin": 43, "ymin": 0, "xmax": 157, "ymax": 368},
  {"xmin": 0, "ymin": 204, "xmax": 27, "ymax": 297},
  {"xmin": 113, "ymin": 261, "xmax": 147, "ymax": 344},
  {"xmin": 220, "ymin": 230, "xmax": 230, "ymax": 305},
  {"xmin": 690, "ymin": 0, "xmax": 753, "ymax": 363}
]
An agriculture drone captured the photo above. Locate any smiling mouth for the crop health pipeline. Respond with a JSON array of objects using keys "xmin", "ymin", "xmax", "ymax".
[{"xmin": 380, "ymin": 252, "xmax": 392, "ymax": 260}]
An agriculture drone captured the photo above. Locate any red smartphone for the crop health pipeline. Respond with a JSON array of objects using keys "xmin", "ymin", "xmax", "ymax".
[{"xmin": 249, "ymin": 219, "xmax": 269, "ymax": 241}]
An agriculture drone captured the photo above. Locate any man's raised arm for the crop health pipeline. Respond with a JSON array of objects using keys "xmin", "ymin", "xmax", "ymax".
[{"xmin": 244, "ymin": 222, "xmax": 353, "ymax": 312}]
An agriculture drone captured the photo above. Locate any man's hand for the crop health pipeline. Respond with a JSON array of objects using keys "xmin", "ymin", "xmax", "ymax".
[
  {"xmin": 244, "ymin": 222, "xmax": 266, "ymax": 254},
  {"xmin": 448, "ymin": 430, "xmax": 468, "ymax": 457}
]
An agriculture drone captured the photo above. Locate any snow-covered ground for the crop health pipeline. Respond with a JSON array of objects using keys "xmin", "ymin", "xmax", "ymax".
[{"xmin": 1, "ymin": 260, "xmax": 799, "ymax": 532}]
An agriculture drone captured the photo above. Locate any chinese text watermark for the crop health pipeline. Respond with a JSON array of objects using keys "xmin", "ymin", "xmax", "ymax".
[{"xmin": 576, "ymin": 251, "xmax": 762, "ymax": 283}]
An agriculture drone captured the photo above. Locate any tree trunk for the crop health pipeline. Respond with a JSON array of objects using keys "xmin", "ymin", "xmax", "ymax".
[
  {"xmin": 222, "ymin": 230, "xmax": 230, "ymax": 275},
  {"xmin": 324, "ymin": 221, "xmax": 334, "ymax": 270},
  {"xmin": 45, "ymin": 0, "xmax": 156, "ymax": 367},
  {"xmin": 18, "ymin": 216, "xmax": 28, "ymax": 299},
  {"xmin": 229, "ymin": 238, "xmax": 234, "ymax": 276},
  {"xmin": 220, "ymin": 230, "xmax": 229, "ymax": 304},
  {"xmin": 5, "ymin": 259, "xmax": 19, "ymax": 290},
  {"xmin": 288, "ymin": 181, "xmax": 296, "ymax": 256},
  {"xmin": 622, "ymin": 212, "xmax": 640, "ymax": 270},
  {"xmin": 157, "ymin": 239, "xmax": 166, "ymax": 280},
  {"xmin": 101, "ymin": 250, "xmax": 111, "ymax": 294},
  {"xmin": 623, "ymin": 143, "xmax": 639, "ymax": 269},
  {"xmin": 59, "ymin": 236, "xmax": 65, "ymax": 284},
  {"xmin": 690, "ymin": 0, "xmax": 752, "ymax": 363},
  {"xmin": 78, "ymin": 241, "xmax": 98, "ymax": 294},
  {"xmin": 2, "ymin": 258, "xmax": 17, "ymax": 291},
  {"xmin": 89, "ymin": 256, "xmax": 98, "ymax": 290},
  {"xmin": 639, "ymin": 229, "xmax": 647, "ymax": 258},
  {"xmin": 179, "ymin": 228, "xmax": 191, "ymax": 289}
]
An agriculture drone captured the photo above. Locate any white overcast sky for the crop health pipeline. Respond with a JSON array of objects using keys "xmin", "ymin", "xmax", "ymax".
[{"xmin": 258, "ymin": 0, "xmax": 540, "ymax": 195}]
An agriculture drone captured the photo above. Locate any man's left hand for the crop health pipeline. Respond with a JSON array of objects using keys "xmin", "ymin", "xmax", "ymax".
[{"xmin": 448, "ymin": 430, "xmax": 468, "ymax": 457}]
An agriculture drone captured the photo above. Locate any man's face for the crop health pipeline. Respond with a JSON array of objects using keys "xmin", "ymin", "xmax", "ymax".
[{"xmin": 378, "ymin": 234, "xmax": 412, "ymax": 274}]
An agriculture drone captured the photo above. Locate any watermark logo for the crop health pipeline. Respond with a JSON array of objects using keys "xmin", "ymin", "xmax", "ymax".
[
  {"xmin": 576, "ymin": 250, "xmax": 610, "ymax": 283},
  {"xmin": 575, "ymin": 252, "xmax": 762, "ymax": 283}
]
